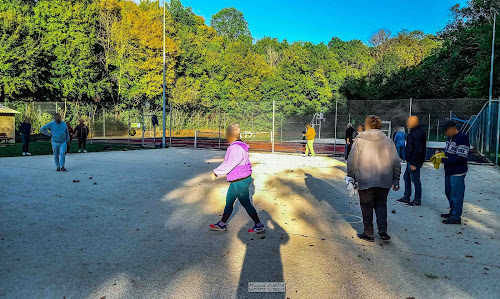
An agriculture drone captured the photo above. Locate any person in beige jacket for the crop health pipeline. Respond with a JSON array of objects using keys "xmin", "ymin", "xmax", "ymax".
[{"xmin": 347, "ymin": 115, "xmax": 401, "ymax": 242}]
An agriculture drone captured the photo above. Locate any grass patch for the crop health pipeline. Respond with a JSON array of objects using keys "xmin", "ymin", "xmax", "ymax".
[{"xmin": 0, "ymin": 141, "xmax": 142, "ymax": 157}]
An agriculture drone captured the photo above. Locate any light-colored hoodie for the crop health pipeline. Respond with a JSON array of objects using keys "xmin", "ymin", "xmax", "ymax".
[
  {"xmin": 347, "ymin": 129, "xmax": 401, "ymax": 190},
  {"xmin": 41, "ymin": 120, "xmax": 70, "ymax": 144},
  {"xmin": 214, "ymin": 140, "xmax": 252, "ymax": 182}
]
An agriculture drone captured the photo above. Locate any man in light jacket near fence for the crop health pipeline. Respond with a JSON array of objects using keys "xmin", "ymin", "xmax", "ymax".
[
  {"xmin": 347, "ymin": 115, "xmax": 401, "ymax": 242},
  {"xmin": 41, "ymin": 113, "xmax": 70, "ymax": 171}
]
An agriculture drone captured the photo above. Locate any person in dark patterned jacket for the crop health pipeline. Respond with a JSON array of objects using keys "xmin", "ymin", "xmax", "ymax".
[{"xmin": 439, "ymin": 120, "xmax": 469, "ymax": 224}]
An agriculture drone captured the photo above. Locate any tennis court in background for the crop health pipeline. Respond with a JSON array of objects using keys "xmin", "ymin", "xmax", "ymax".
[{"xmin": 92, "ymin": 136, "xmax": 491, "ymax": 164}]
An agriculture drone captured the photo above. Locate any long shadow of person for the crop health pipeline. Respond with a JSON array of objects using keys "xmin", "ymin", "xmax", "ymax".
[
  {"xmin": 236, "ymin": 211, "xmax": 289, "ymax": 299},
  {"xmin": 303, "ymin": 173, "xmax": 363, "ymax": 233}
]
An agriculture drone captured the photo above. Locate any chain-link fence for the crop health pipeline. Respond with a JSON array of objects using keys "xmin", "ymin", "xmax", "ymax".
[
  {"xmin": 3, "ymin": 98, "xmax": 490, "ymax": 156},
  {"xmin": 467, "ymin": 100, "xmax": 500, "ymax": 165}
]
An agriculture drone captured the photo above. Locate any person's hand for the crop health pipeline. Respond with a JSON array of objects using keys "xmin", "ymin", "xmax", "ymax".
[
  {"xmin": 347, "ymin": 141, "xmax": 350, "ymax": 145},
  {"xmin": 435, "ymin": 149, "xmax": 442, "ymax": 155},
  {"xmin": 211, "ymin": 172, "xmax": 217, "ymax": 180},
  {"xmin": 410, "ymin": 165, "xmax": 416, "ymax": 171},
  {"xmin": 392, "ymin": 184, "xmax": 400, "ymax": 191}
]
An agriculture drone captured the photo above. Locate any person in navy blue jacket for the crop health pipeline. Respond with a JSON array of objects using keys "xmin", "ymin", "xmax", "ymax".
[
  {"xmin": 19, "ymin": 117, "xmax": 32, "ymax": 156},
  {"xmin": 439, "ymin": 120, "xmax": 469, "ymax": 224},
  {"xmin": 397, "ymin": 116, "xmax": 426, "ymax": 206}
]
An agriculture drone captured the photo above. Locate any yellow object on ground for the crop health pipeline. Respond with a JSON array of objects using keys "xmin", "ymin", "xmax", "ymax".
[
  {"xmin": 430, "ymin": 152, "xmax": 447, "ymax": 169},
  {"xmin": 305, "ymin": 139, "xmax": 315, "ymax": 156}
]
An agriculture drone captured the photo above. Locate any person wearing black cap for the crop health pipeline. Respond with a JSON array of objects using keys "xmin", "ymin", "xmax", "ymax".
[{"xmin": 438, "ymin": 120, "xmax": 469, "ymax": 224}]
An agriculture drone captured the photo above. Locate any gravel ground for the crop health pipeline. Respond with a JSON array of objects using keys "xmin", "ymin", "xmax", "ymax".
[{"xmin": 0, "ymin": 148, "xmax": 499, "ymax": 299}]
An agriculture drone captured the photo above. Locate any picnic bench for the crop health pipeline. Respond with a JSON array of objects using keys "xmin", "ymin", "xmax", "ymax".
[{"xmin": 0, "ymin": 133, "xmax": 12, "ymax": 143}]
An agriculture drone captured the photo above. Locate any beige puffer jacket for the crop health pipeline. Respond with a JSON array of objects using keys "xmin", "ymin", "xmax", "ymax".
[{"xmin": 346, "ymin": 129, "xmax": 401, "ymax": 190}]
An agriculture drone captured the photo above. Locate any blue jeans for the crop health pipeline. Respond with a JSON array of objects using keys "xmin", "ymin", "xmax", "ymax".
[
  {"xmin": 396, "ymin": 146, "xmax": 405, "ymax": 160},
  {"xmin": 403, "ymin": 162, "xmax": 422, "ymax": 203},
  {"xmin": 52, "ymin": 142, "xmax": 67, "ymax": 168},
  {"xmin": 22, "ymin": 135, "xmax": 30, "ymax": 152},
  {"xmin": 445, "ymin": 174, "xmax": 466, "ymax": 220}
]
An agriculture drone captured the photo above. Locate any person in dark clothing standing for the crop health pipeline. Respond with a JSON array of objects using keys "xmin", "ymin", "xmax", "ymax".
[
  {"xmin": 397, "ymin": 116, "xmax": 426, "ymax": 206},
  {"xmin": 75, "ymin": 119, "xmax": 89, "ymax": 153},
  {"xmin": 344, "ymin": 123, "xmax": 356, "ymax": 159},
  {"xmin": 19, "ymin": 117, "xmax": 32, "ymax": 156},
  {"xmin": 439, "ymin": 120, "xmax": 469, "ymax": 224}
]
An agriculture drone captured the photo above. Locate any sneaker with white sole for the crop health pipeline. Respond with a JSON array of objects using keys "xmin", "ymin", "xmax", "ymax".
[
  {"xmin": 78, "ymin": 149, "xmax": 81, "ymax": 153},
  {"xmin": 26, "ymin": 152, "xmax": 31, "ymax": 156},
  {"xmin": 248, "ymin": 223, "xmax": 266, "ymax": 234},
  {"xmin": 83, "ymin": 150, "xmax": 87, "ymax": 153},
  {"xmin": 209, "ymin": 222, "xmax": 227, "ymax": 231},
  {"xmin": 22, "ymin": 152, "xmax": 26, "ymax": 156}
]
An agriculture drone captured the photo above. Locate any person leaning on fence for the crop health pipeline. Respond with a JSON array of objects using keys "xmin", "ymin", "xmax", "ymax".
[
  {"xmin": 347, "ymin": 115, "xmax": 401, "ymax": 242},
  {"xmin": 41, "ymin": 113, "xmax": 70, "ymax": 171},
  {"xmin": 75, "ymin": 120, "xmax": 89, "ymax": 153},
  {"xmin": 438, "ymin": 120, "xmax": 470, "ymax": 225},
  {"xmin": 19, "ymin": 117, "xmax": 32, "ymax": 156},
  {"xmin": 397, "ymin": 116, "xmax": 426, "ymax": 206},
  {"xmin": 393, "ymin": 127, "xmax": 406, "ymax": 160},
  {"xmin": 345, "ymin": 123, "xmax": 356, "ymax": 159},
  {"xmin": 303, "ymin": 123, "xmax": 316, "ymax": 157}
]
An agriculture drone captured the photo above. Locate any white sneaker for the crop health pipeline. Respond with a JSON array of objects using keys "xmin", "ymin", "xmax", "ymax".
[
  {"xmin": 83, "ymin": 150, "xmax": 87, "ymax": 153},
  {"xmin": 78, "ymin": 149, "xmax": 81, "ymax": 153},
  {"xmin": 26, "ymin": 152, "xmax": 31, "ymax": 156},
  {"xmin": 22, "ymin": 152, "xmax": 26, "ymax": 156}
]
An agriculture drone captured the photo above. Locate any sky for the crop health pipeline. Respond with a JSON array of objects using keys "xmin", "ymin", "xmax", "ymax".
[{"xmin": 147, "ymin": 0, "xmax": 469, "ymax": 44}]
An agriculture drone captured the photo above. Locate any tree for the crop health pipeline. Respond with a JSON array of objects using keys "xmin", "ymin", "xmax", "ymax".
[
  {"xmin": 370, "ymin": 29, "xmax": 392, "ymax": 47},
  {"xmin": 210, "ymin": 7, "xmax": 251, "ymax": 42}
]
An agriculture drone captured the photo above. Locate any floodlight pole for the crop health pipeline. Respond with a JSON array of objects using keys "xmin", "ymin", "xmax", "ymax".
[
  {"xmin": 487, "ymin": 12, "xmax": 496, "ymax": 153},
  {"xmin": 162, "ymin": 0, "xmax": 166, "ymax": 148},
  {"xmin": 489, "ymin": 12, "xmax": 496, "ymax": 105},
  {"xmin": 272, "ymin": 99, "xmax": 275, "ymax": 153},
  {"xmin": 492, "ymin": 12, "xmax": 498, "ymax": 165}
]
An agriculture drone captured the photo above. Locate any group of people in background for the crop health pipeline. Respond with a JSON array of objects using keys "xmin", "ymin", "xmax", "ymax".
[
  {"xmin": 19, "ymin": 114, "xmax": 89, "ymax": 170},
  {"xmin": 346, "ymin": 115, "xmax": 469, "ymax": 242},
  {"xmin": 19, "ymin": 112, "xmax": 470, "ymax": 238}
]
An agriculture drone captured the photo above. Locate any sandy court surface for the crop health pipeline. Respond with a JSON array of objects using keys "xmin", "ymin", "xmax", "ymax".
[{"xmin": 0, "ymin": 148, "xmax": 499, "ymax": 298}]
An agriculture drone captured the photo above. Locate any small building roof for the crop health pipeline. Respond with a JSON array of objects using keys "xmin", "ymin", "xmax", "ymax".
[{"xmin": 0, "ymin": 104, "xmax": 20, "ymax": 114}]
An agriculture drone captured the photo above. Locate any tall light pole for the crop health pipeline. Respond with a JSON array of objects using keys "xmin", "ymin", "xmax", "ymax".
[
  {"xmin": 489, "ymin": 12, "xmax": 497, "ymax": 104},
  {"xmin": 486, "ymin": 12, "xmax": 496, "ymax": 153},
  {"xmin": 162, "ymin": 0, "xmax": 166, "ymax": 148}
]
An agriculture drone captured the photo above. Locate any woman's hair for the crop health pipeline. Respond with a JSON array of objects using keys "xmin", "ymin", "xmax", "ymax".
[
  {"xmin": 365, "ymin": 115, "xmax": 382, "ymax": 130},
  {"xmin": 227, "ymin": 123, "xmax": 241, "ymax": 137}
]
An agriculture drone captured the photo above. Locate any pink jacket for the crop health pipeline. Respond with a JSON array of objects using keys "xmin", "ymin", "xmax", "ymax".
[{"xmin": 214, "ymin": 141, "xmax": 252, "ymax": 181}]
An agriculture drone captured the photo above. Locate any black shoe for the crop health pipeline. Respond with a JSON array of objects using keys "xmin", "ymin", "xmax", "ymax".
[
  {"xmin": 396, "ymin": 197, "xmax": 410, "ymax": 204},
  {"xmin": 441, "ymin": 213, "xmax": 452, "ymax": 218},
  {"xmin": 61, "ymin": 167, "xmax": 67, "ymax": 172},
  {"xmin": 442, "ymin": 218, "xmax": 461, "ymax": 224},
  {"xmin": 56, "ymin": 167, "xmax": 61, "ymax": 171},
  {"xmin": 379, "ymin": 232, "xmax": 391, "ymax": 241},
  {"xmin": 407, "ymin": 201, "xmax": 421, "ymax": 207},
  {"xmin": 357, "ymin": 233, "xmax": 374, "ymax": 242}
]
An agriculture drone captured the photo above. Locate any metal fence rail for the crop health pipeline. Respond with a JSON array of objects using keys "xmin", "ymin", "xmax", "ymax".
[
  {"xmin": 466, "ymin": 99, "xmax": 500, "ymax": 165},
  {"xmin": 3, "ymin": 98, "xmax": 492, "ymax": 157}
]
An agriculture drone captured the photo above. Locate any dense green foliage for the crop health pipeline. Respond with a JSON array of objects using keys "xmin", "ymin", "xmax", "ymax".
[{"xmin": 0, "ymin": 0, "xmax": 498, "ymax": 116}]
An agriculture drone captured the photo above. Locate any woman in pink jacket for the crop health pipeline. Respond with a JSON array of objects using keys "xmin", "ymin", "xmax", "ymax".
[{"xmin": 210, "ymin": 123, "xmax": 265, "ymax": 233}]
